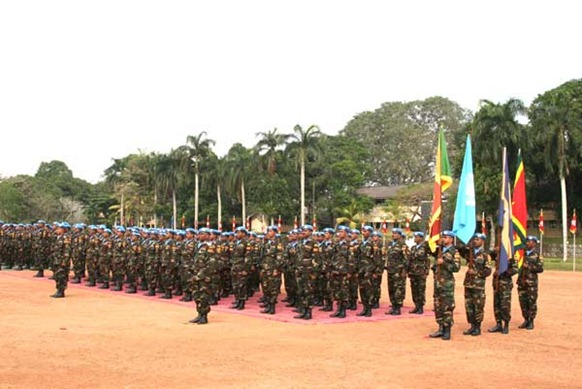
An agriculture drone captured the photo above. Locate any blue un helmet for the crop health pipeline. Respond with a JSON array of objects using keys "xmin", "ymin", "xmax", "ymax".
[{"xmin": 526, "ymin": 235, "xmax": 539, "ymax": 243}]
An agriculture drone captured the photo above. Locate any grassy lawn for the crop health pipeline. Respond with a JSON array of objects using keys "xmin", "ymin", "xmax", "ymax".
[{"xmin": 543, "ymin": 257, "xmax": 580, "ymax": 271}]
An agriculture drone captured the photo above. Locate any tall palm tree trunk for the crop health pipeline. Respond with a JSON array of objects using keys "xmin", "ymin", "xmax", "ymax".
[
  {"xmin": 194, "ymin": 171, "xmax": 199, "ymax": 228},
  {"xmin": 172, "ymin": 190, "xmax": 177, "ymax": 230},
  {"xmin": 120, "ymin": 192, "xmax": 125, "ymax": 226},
  {"xmin": 300, "ymin": 157, "xmax": 305, "ymax": 225},
  {"xmin": 241, "ymin": 178, "xmax": 246, "ymax": 223},
  {"xmin": 217, "ymin": 184, "xmax": 222, "ymax": 230},
  {"xmin": 561, "ymin": 176, "xmax": 568, "ymax": 262}
]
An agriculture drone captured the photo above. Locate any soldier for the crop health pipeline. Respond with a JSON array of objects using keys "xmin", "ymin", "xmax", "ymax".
[
  {"xmin": 33, "ymin": 221, "xmax": 52, "ymax": 278},
  {"xmin": 370, "ymin": 231, "xmax": 385, "ymax": 309},
  {"xmin": 189, "ymin": 228, "xmax": 217, "ymax": 325},
  {"xmin": 143, "ymin": 230, "xmax": 162, "ymax": 296},
  {"xmin": 98, "ymin": 228, "xmax": 113, "ymax": 289},
  {"xmin": 329, "ymin": 226, "xmax": 352, "ymax": 318},
  {"xmin": 282, "ymin": 230, "xmax": 299, "ymax": 307},
  {"xmin": 294, "ymin": 225, "xmax": 319, "ymax": 320},
  {"xmin": 125, "ymin": 230, "xmax": 142, "ymax": 294},
  {"xmin": 50, "ymin": 222, "xmax": 72, "ymax": 298},
  {"xmin": 347, "ymin": 229, "xmax": 360, "ymax": 310},
  {"xmin": 385, "ymin": 228, "xmax": 409, "ymax": 316},
  {"xmin": 85, "ymin": 226, "xmax": 101, "ymax": 286},
  {"xmin": 111, "ymin": 226, "xmax": 129, "ymax": 291},
  {"xmin": 318, "ymin": 228, "xmax": 335, "ymax": 312},
  {"xmin": 462, "ymin": 233, "xmax": 492, "ymax": 336},
  {"xmin": 357, "ymin": 226, "xmax": 376, "ymax": 317},
  {"xmin": 517, "ymin": 236, "xmax": 544, "ymax": 330},
  {"xmin": 159, "ymin": 230, "xmax": 179, "ymax": 299},
  {"xmin": 70, "ymin": 224, "xmax": 88, "ymax": 283},
  {"xmin": 429, "ymin": 231, "xmax": 462, "ymax": 341},
  {"xmin": 488, "ymin": 248, "xmax": 518, "ymax": 334},
  {"xmin": 230, "ymin": 227, "xmax": 250, "ymax": 310},
  {"xmin": 217, "ymin": 232, "xmax": 233, "ymax": 298},
  {"xmin": 407, "ymin": 232, "xmax": 431, "ymax": 314},
  {"xmin": 179, "ymin": 228, "xmax": 197, "ymax": 302},
  {"xmin": 259, "ymin": 226, "xmax": 284, "ymax": 314}
]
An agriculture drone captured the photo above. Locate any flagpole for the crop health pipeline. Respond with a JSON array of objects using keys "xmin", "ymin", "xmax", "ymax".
[
  {"xmin": 573, "ymin": 233, "xmax": 576, "ymax": 272},
  {"xmin": 539, "ymin": 233, "xmax": 543, "ymax": 257}
]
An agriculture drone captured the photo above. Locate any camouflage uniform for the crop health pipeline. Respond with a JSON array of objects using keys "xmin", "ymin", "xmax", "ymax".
[
  {"xmin": 407, "ymin": 240, "xmax": 431, "ymax": 313},
  {"xmin": 347, "ymin": 238, "xmax": 360, "ymax": 309},
  {"xmin": 260, "ymin": 235, "xmax": 284, "ymax": 313},
  {"xmin": 489, "ymin": 254, "xmax": 518, "ymax": 333},
  {"xmin": 329, "ymin": 237, "xmax": 351, "ymax": 318},
  {"xmin": 357, "ymin": 236, "xmax": 377, "ymax": 315},
  {"xmin": 71, "ymin": 228, "xmax": 88, "ymax": 281},
  {"xmin": 85, "ymin": 230, "xmax": 101, "ymax": 286},
  {"xmin": 318, "ymin": 237, "xmax": 335, "ymax": 311},
  {"xmin": 98, "ymin": 233, "xmax": 113, "ymax": 288},
  {"xmin": 230, "ymin": 235, "xmax": 250, "ymax": 309},
  {"xmin": 51, "ymin": 228, "xmax": 72, "ymax": 297},
  {"xmin": 386, "ymin": 237, "xmax": 409, "ymax": 314},
  {"xmin": 190, "ymin": 238, "xmax": 217, "ymax": 324},
  {"xmin": 463, "ymin": 246, "xmax": 492, "ymax": 334},
  {"xmin": 282, "ymin": 236, "xmax": 298, "ymax": 305},
  {"xmin": 431, "ymin": 243, "xmax": 461, "ymax": 333},
  {"xmin": 517, "ymin": 248, "xmax": 544, "ymax": 328},
  {"xmin": 159, "ymin": 235, "xmax": 179, "ymax": 298},
  {"xmin": 179, "ymin": 235, "xmax": 196, "ymax": 301}
]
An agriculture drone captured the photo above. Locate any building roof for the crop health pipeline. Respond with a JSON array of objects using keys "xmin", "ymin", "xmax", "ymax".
[{"xmin": 356, "ymin": 185, "xmax": 406, "ymax": 200}]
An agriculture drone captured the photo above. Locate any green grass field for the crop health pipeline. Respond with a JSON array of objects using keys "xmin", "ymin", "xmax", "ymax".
[{"xmin": 543, "ymin": 257, "xmax": 580, "ymax": 271}]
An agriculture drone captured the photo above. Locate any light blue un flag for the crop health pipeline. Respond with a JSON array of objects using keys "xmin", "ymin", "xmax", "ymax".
[{"xmin": 453, "ymin": 135, "xmax": 476, "ymax": 244}]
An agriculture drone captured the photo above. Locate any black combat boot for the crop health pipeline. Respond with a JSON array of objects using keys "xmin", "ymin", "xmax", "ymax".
[
  {"xmin": 113, "ymin": 281, "xmax": 122, "ymax": 291},
  {"xmin": 463, "ymin": 323, "xmax": 476, "ymax": 335},
  {"xmin": 321, "ymin": 299, "xmax": 333, "ymax": 312},
  {"xmin": 409, "ymin": 305, "xmax": 419, "ymax": 314},
  {"xmin": 294, "ymin": 307, "xmax": 307, "ymax": 319},
  {"xmin": 385, "ymin": 306, "xmax": 395, "ymax": 315},
  {"xmin": 144, "ymin": 288, "xmax": 156, "ymax": 296},
  {"xmin": 99, "ymin": 282, "xmax": 110, "ymax": 289},
  {"xmin": 302, "ymin": 308, "xmax": 312, "ymax": 320},
  {"xmin": 442, "ymin": 325, "xmax": 451, "ymax": 341},
  {"xmin": 502, "ymin": 321, "xmax": 509, "ymax": 334},
  {"xmin": 85, "ymin": 279, "xmax": 96, "ymax": 287},
  {"xmin": 236, "ymin": 300, "xmax": 245, "ymax": 310},
  {"xmin": 50, "ymin": 289, "xmax": 65, "ymax": 298},
  {"xmin": 285, "ymin": 298, "xmax": 296, "ymax": 307},
  {"xmin": 371, "ymin": 299, "xmax": 380, "ymax": 309},
  {"xmin": 526, "ymin": 319, "xmax": 534, "ymax": 330},
  {"xmin": 471, "ymin": 324, "xmax": 481, "ymax": 336},
  {"xmin": 348, "ymin": 301, "xmax": 357, "ymax": 311},
  {"xmin": 330, "ymin": 302, "xmax": 342, "ymax": 318},
  {"xmin": 364, "ymin": 305, "xmax": 372, "ymax": 317},
  {"xmin": 416, "ymin": 306, "xmax": 424, "ymax": 314},
  {"xmin": 390, "ymin": 305, "xmax": 401, "ymax": 315},
  {"xmin": 160, "ymin": 290, "xmax": 172, "ymax": 299},
  {"xmin": 189, "ymin": 314, "xmax": 202, "ymax": 323},
  {"xmin": 337, "ymin": 302, "xmax": 347, "ymax": 318},
  {"xmin": 197, "ymin": 314, "xmax": 208, "ymax": 325},
  {"xmin": 268, "ymin": 303, "xmax": 276, "ymax": 315},
  {"xmin": 518, "ymin": 319, "xmax": 529, "ymax": 329},
  {"xmin": 174, "ymin": 288, "xmax": 183, "ymax": 296},
  {"xmin": 258, "ymin": 296, "xmax": 266, "ymax": 303},
  {"xmin": 488, "ymin": 321, "xmax": 503, "ymax": 333},
  {"xmin": 429, "ymin": 324, "xmax": 444, "ymax": 338},
  {"xmin": 33, "ymin": 269, "xmax": 44, "ymax": 278},
  {"xmin": 357, "ymin": 305, "xmax": 368, "ymax": 316},
  {"xmin": 70, "ymin": 276, "xmax": 81, "ymax": 284},
  {"xmin": 125, "ymin": 285, "xmax": 137, "ymax": 294},
  {"xmin": 260, "ymin": 303, "xmax": 271, "ymax": 314},
  {"xmin": 180, "ymin": 292, "xmax": 192, "ymax": 302}
]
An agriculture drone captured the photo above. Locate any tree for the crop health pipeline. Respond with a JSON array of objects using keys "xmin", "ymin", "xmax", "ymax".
[
  {"xmin": 226, "ymin": 144, "xmax": 254, "ymax": 223},
  {"xmin": 255, "ymin": 128, "xmax": 290, "ymax": 175},
  {"xmin": 286, "ymin": 124, "xmax": 322, "ymax": 225},
  {"xmin": 529, "ymin": 79, "xmax": 582, "ymax": 261},
  {"xmin": 155, "ymin": 149, "xmax": 188, "ymax": 229},
  {"xmin": 204, "ymin": 154, "xmax": 227, "ymax": 229},
  {"xmin": 184, "ymin": 132, "xmax": 216, "ymax": 228}
]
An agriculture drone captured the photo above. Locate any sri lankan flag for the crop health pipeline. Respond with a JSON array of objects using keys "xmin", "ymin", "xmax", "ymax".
[
  {"xmin": 428, "ymin": 128, "xmax": 452, "ymax": 252},
  {"xmin": 512, "ymin": 149, "xmax": 528, "ymax": 268}
]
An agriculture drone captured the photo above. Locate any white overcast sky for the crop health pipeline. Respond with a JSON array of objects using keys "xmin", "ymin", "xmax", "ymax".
[{"xmin": 1, "ymin": 0, "xmax": 580, "ymax": 183}]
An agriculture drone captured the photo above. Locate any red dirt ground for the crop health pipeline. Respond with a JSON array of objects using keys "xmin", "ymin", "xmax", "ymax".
[{"xmin": 1, "ymin": 269, "xmax": 581, "ymax": 389}]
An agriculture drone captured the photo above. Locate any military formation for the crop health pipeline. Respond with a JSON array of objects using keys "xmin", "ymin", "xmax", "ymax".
[{"xmin": 0, "ymin": 220, "xmax": 543, "ymax": 337}]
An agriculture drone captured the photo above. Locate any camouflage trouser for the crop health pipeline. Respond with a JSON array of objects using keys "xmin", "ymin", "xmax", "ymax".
[
  {"xmin": 358, "ymin": 272, "xmax": 374, "ymax": 306},
  {"xmin": 409, "ymin": 275, "xmax": 427, "ymax": 307},
  {"xmin": 518, "ymin": 284, "xmax": 538, "ymax": 320},
  {"xmin": 320, "ymin": 272, "xmax": 333, "ymax": 303},
  {"xmin": 387, "ymin": 271, "xmax": 406, "ymax": 306},
  {"xmin": 72, "ymin": 255, "xmax": 86, "ymax": 278},
  {"xmin": 247, "ymin": 266, "xmax": 260, "ymax": 293},
  {"xmin": 330, "ymin": 272, "xmax": 349, "ymax": 303},
  {"xmin": 315, "ymin": 272, "xmax": 327, "ymax": 302},
  {"xmin": 434, "ymin": 280, "xmax": 455, "ymax": 326},
  {"xmin": 372, "ymin": 271, "xmax": 383, "ymax": 304},
  {"xmin": 192, "ymin": 280, "xmax": 212, "ymax": 315},
  {"xmin": 125, "ymin": 260, "xmax": 137, "ymax": 287},
  {"xmin": 178, "ymin": 266, "xmax": 191, "ymax": 294},
  {"xmin": 112, "ymin": 258, "xmax": 126, "ymax": 285},
  {"xmin": 261, "ymin": 271, "xmax": 281, "ymax": 304},
  {"xmin": 86, "ymin": 254, "xmax": 100, "ymax": 282},
  {"xmin": 35, "ymin": 248, "xmax": 51, "ymax": 271},
  {"xmin": 284, "ymin": 269, "xmax": 297, "ymax": 300},
  {"xmin": 160, "ymin": 263, "xmax": 176, "ymax": 292},
  {"xmin": 145, "ymin": 263, "xmax": 159, "ymax": 290},
  {"xmin": 493, "ymin": 279, "xmax": 513, "ymax": 322},
  {"xmin": 219, "ymin": 265, "xmax": 232, "ymax": 295},
  {"xmin": 231, "ymin": 268, "xmax": 248, "ymax": 301},
  {"xmin": 464, "ymin": 287, "xmax": 486, "ymax": 324},
  {"xmin": 53, "ymin": 264, "xmax": 69, "ymax": 291},
  {"xmin": 99, "ymin": 256, "xmax": 112, "ymax": 282},
  {"xmin": 296, "ymin": 267, "xmax": 316, "ymax": 308}
]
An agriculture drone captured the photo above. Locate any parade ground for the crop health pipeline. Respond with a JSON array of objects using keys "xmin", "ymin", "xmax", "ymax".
[{"xmin": 1, "ymin": 270, "xmax": 581, "ymax": 389}]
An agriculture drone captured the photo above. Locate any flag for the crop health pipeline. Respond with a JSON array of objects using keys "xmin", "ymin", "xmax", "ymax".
[
  {"xmin": 277, "ymin": 215, "xmax": 282, "ymax": 230},
  {"xmin": 206, "ymin": 215, "xmax": 210, "ymax": 228},
  {"xmin": 181, "ymin": 215, "xmax": 185, "ymax": 229},
  {"xmin": 481, "ymin": 212, "xmax": 487, "ymax": 236},
  {"xmin": 512, "ymin": 149, "xmax": 528, "ymax": 267},
  {"xmin": 381, "ymin": 218, "xmax": 387, "ymax": 234},
  {"xmin": 538, "ymin": 209, "xmax": 544, "ymax": 235},
  {"xmin": 246, "ymin": 217, "xmax": 251, "ymax": 230},
  {"xmin": 313, "ymin": 216, "xmax": 317, "ymax": 231},
  {"xmin": 428, "ymin": 128, "xmax": 453, "ymax": 252},
  {"xmin": 498, "ymin": 148, "xmax": 514, "ymax": 275},
  {"xmin": 232, "ymin": 215, "xmax": 236, "ymax": 232},
  {"xmin": 570, "ymin": 210, "xmax": 577, "ymax": 234},
  {"xmin": 218, "ymin": 221, "xmax": 223, "ymax": 232},
  {"xmin": 405, "ymin": 218, "xmax": 411, "ymax": 235},
  {"xmin": 452, "ymin": 134, "xmax": 476, "ymax": 244},
  {"xmin": 293, "ymin": 216, "xmax": 298, "ymax": 229}
]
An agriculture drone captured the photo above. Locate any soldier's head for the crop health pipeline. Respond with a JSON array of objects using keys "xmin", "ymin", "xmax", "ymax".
[
  {"xmin": 186, "ymin": 228, "xmax": 196, "ymax": 239},
  {"xmin": 301, "ymin": 225, "xmax": 313, "ymax": 238},
  {"xmin": 235, "ymin": 226, "xmax": 248, "ymax": 239},
  {"xmin": 441, "ymin": 230, "xmax": 455, "ymax": 246},
  {"xmin": 472, "ymin": 233, "xmax": 486, "ymax": 248},
  {"xmin": 526, "ymin": 235, "xmax": 538, "ymax": 249},
  {"xmin": 361, "ymin": 225, "xmax": 373, "ymax": 238},
  {"xmin": 323, "ymin": 227, "xmax": 335, "ymax": 240},
  {"xmin": 337, "ymin": 225, "xmax": 348, "ymax": 240},
  {"xmin": 392, "ymin": 228, "xmax": 404, "ymax": 241},
  {"xmin": 371, "ymin": 231, "xmax": 382, "ymax": 241},
  {"xmin": 266, "ymin": 225, "xmax": 278, "ymax": 239},
  {"xmin": 413, "ymin": 231, "xmax": 425, "ymax": 244},
  {"xmin": 198, "ymin": 228, "xmax": 210, "ymax": 241},
  {"xmin": 350, "ymin": 229, "xmax": 360, "ymax": 240}
]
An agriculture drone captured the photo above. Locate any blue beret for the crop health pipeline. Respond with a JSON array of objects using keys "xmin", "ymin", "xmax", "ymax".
[
  {"xmin": 442, "ymin": 230, "xmax": 456, "ymax": 238},
  {"xmin": 473, "ymin": 233, "xmax": 487, "ymax": 240},
  {"xmin": 526, "ymin": 235, "xmax": 539, "ymax": 243},
  {"xmin": 392, "ymin": 228, "xmax": 404, "ymax": 236},
  {"xmin": 350, "ymin": 229, "xmax": 360, "ymax": 235},
  {"xmin": 235, "ymin": 226, "xmax": 248, "ymax": 234},
  {"xmin": 413, "ymin": 231, "xmax": 425, "ymax": 238},
  {"xmin": 301, "ymin": 224, "xmax": 314, "ymax": 231},
  {"xmin": 323, "ymin": 227, "xmax": 335, "ymax": 234},
  {"xmin": 337, "ymin": 225, "xmax": 349, "ymax": 231},
  {"xmin": 372, "ymin": 231, "xmax": 383, "ymax": 237},
  {"xmin": 362, "ymin": 225, "xmax": 374, "ymax": 232},
  {"xmin": 267, "ymin": 225, "xmax": 279, "ymax": 233}
]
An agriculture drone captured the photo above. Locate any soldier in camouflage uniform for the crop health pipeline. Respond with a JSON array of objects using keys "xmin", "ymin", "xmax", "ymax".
[
  {"xmin": 143, "ymin": 230, "xmax": 161, "ymax": 296},
  {"xmin": 258, "ymin": 226, "xmax": 284, "ymax": 314},
  {"xmin": 385, "ymin": 228, "xmax": 409, "ymax": 315},
  {"xmin": 189, "ymin": 228, "xmax": 217, "ymax": 325},
  {"xmin": 488, "ymin": 249, "xmax": 518, "ymax": 334},
  {"xmin": 293, "ymin": 225, "xmax": 320, "ymax": 320},
  {"xmin": 370, "ymin": 231, "xmax": 385, "ymax": 309},
  {"xmin": 282, "ymin": 230, "xmax": 299, "ymax": 307},
  {"xmin": 461, "ymin": 233, "xmax": 492, "ymax": 336},
  {"xmin": 230, "ymin": 227, "xmax": 250, "ymax": 310},
  {"xmin": 125, "ymin": 230, "xmax": 142, "ymax": 294},
  {"xmin": 407, "ymin": 232, "xmax": 431, "ymax": 314},
  {"xmin": 33, "ymin": 221, "xmax": 52, "ymax": 278},
  {"xmin": 70, "ymin": 224, "xmax": 88, "ymax": 283},
  {"xmin": 159, "ymin": 230, "xmax": 179, "ymax": 299},
  {"xmin": 179, "ymin": 228, "xmax": 197, "ymax": 302},
  {"xmin": 50, "ymin": 223, "xmax": 72, "ymax": 298},
  {"xmin": 357, "ymin": 226, "xmax": 377, "ymax": 317},
  {"xmin": 85, "ymin": 226, "xmax": 101, "ymax": 286},
  {"xmin": 111, "ymin": 226, "xmax": 129, "ymax": 291},
  {"xmin": 217, "ymin": 232, "xmax": 232, "ymax": 298},
  {"xmin": 517, "ymin": 236, "xmax": 544, "ymax": 330},
  {"xmin": 429, "ymin": 231, "xmax": 462, "ymax": 341},
  {"xmin": 329, "ymin": 226, "xmax": 351, "ymax": 318},
  {"xmin": 318, "ymin": 228, "xmax": 335, "ymax": 312},
  {"xmin": 98, "ymin": 228, "xmax": 113, "ymax": 289},
  {"xmin": 347, "ymin": 229, "xmax": 360, "ymax": 311}
]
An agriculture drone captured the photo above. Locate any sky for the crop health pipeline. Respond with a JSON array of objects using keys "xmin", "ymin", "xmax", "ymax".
[{"xmin": 1, "ymin": 0, "xmax": 581, "ymax": 183}]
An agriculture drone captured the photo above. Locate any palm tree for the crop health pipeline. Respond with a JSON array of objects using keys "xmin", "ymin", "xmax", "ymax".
[
  {"xmin": 183, "ymin": 132, "xmax": 216, "ymax": 228},
  {"xmin": 226, "ymin": 144, "xmax": 253, "ymax": 223},
  {"xmin": 530, "ymin": 79, "xmax": 582, "ymax": 261},
  {"xmin": 286, "ymin": 124, "xmax": 322, "ymax": 225},
  {"xmin": 255, "ymin": 128, "xmax": 290, "ymax": 175},
  {"xmin": 155, "ymin": 149, "xmax": 188, "ymax": 229},
  {"xmin": 204, "ymin": 154, "xmax": 228, "ymax": 229},
  {"xmin": 104, "ymin": 157, "xmax": 130, "ymax": 225}
]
